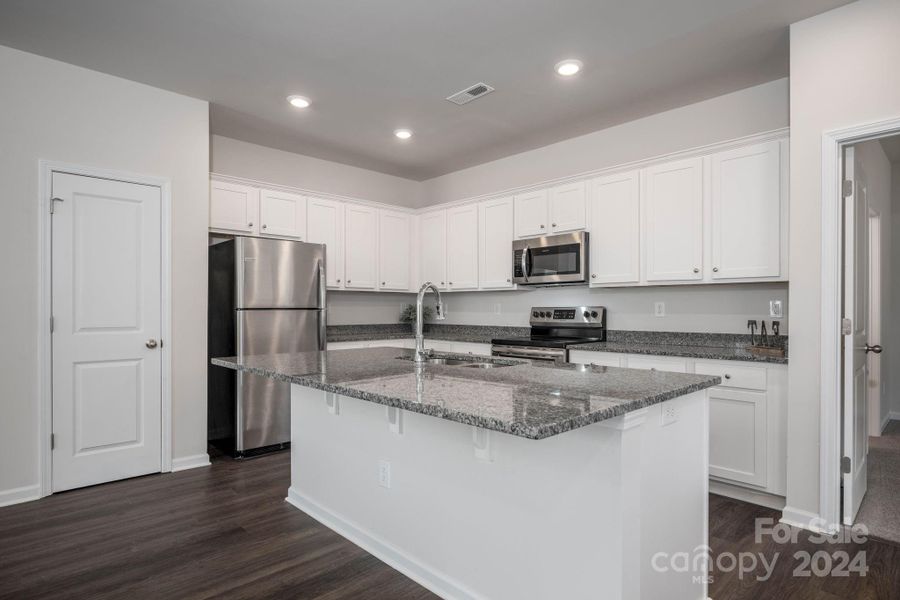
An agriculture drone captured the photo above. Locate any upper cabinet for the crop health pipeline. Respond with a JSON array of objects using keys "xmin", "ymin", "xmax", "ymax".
[
  {"xmin": 446, "ymin": 204, "xmax": 479, "ymax": 290},
  {"xmin": 419, "ymin": 210, "xmax": 447, "ymax": 289},
  {"xmin": 709, "ymin": 140, "xmax": 782, "ymax": 280},
  {"xmin": 479, "ymin": 197, "xmax": 515, "ymax": 289},
  {"xmin": 514, "ymin": 190, "xmax": 549, "ymax": 238},
  {"xmin": 642, "ymin": 157, "xmax": 704, "ymax": 282},
  {"xmin": 210, "ymin": 181, "xmax": 259, "ymax": 234},
  {"xmin": 343, "ymin": 203, "xmax": 378, "ymax": 290},
  {"xmin": 549, "ymin": 181, "xmax": 587, "ymax": 233},
  {"xmin": 259, "ymin": 189, "xmax": 306, "ymax": 239},
  {"xmin": 378, "ymin": 210, "xmax": 412, "ymax": 291},
  {"xmin": 588, "ymin": 171, "xmax": 640, "ymax": 285},
  {"xmin": 306, "ymin": 197, "xmax": 344, "ymax": 289}
]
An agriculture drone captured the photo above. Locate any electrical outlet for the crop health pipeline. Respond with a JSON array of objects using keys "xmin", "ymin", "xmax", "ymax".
[
  {"xmin": 661, "ymin": 403, "xmax": 678, "ymax": 426},
  {"xmin": 654, "ymin": 302, "xmax": 666, "ymax": 317},
  {"xmin": 769, "ymin": 300, "xmax": 783, "ymax": 318},
  {"xmin": 378, "ymin": 459, "xmax": 391, "ymax": 488}
]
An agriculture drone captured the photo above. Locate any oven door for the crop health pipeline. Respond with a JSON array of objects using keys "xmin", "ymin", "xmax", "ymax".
[
  {"xmin": 491, "ymin": 345, "xmax": 567, "ymax": 362},
  {"xmin": 512, "ymin": 231, "xmax": 588, "ymax": 285}
]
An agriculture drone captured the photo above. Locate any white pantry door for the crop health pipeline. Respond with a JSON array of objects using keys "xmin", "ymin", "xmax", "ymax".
[
  {"xmin": 842, "ymin": 146, "xmax": 868, "ymax": 525},
  {"xmin": 51, "ymin": 172, "xmax": 163, "ymax": 492}
]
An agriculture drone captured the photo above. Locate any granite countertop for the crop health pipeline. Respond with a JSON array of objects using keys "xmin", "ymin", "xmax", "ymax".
[{"xmin": 211, "ymin": 347, "xmax": 720, "ymax": 440}]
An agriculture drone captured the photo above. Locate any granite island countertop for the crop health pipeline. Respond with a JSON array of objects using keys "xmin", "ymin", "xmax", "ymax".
[{"xmin": 212, "ymin": 347, "xmax": 720, "ymax": 440}]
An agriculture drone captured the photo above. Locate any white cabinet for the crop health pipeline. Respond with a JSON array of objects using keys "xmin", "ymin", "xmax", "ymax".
[
  {"xmin": 625, "ymin": 355, "xmax": 688, "ymax": 373},
  {"xmin": 258, "ymin": 189, "xmax": 306, "ymax": 239},
  {"xmin": 446, "ymin": 205, "xmax": 479, "ymax": 290},
  {"xmin": 210, "ymin": 181, "xmax": 259, "ymax": 234},
  {"xmin": 378, "ymin": 209, "xmax": 412, "ymax": 291},
  {"xmin": 569, "ymin": 350, "xmax": 624, "ymax": 367},
  {"xmin": 306, "ymin": 197, "xmax": 344, "ymax": 288},
  {"xmin": 549, "ymin": 181, "xmax": 587, "ymax": 233},
  {"xmin": 588, "ymin": 171, "xmax": 640, "ymax": 285},
  {"xmin": 514, "ymin": 190, "xmax": 549, "ymax": 238},
  {"xmin": 344, "ymin": 203, "xmax": 378, "ymax": 290},
  {"xmin": 419, "ymin": 210, "xmax": 447, "ymax": 289},
  {"xmin": 479, "ymin": 197, "xmax": 514, "ymax": 289},
  {"xmin": 707, "ymin": 388, "xmax": 767, "ymax": 487},
  {"xmin": 642, "ymin": 158, "xmax": 704, "ymax": 282},
  {"xmin": 710, "ymin": 140, "xmax": 782, "ymax": 280}
]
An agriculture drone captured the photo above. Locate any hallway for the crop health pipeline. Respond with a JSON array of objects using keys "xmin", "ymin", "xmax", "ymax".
[{"xmin": 858, "ymin": 420, "xmax": 900, "ymax": 545}]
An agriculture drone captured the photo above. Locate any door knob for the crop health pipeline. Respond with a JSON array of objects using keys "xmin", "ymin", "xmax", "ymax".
[
  {"xmin": 866, "ymin": 344, "xmax": 883, "ymax": 354},
  {"xmin": 146, "ymin": 339, "xmax": 158, "ymax": 349}
]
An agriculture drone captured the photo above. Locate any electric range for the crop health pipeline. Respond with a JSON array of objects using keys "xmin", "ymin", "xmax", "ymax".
[{"xmin": 491, "ymin": 306, "xmax": 607, "ymax": 362}]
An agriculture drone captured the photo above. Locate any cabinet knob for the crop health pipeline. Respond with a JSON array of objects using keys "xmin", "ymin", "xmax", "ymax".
[
  {"xmin": 540, "ymin": 224, "xmax": 545, "ymax": 229},
  {"xmin": 724, "ymin": 374, "xmax": 731, "ymax": 379},
  {"xmin": 440, "ymin": 281, "xmax": 445, "ymax": 285},
  {"xmin": 381, "ymin": 281, "xmax": 386, "ymax": 285},
  {"xmin": 506, "ymin": 278, "xmax": 511, "ymax": 283},
  {"xmin": 552, "ymin": 223, "xmax": 557, "ymax": 227},
  {"xmin": 347, "ymin": 280, "xmax": 351, "ymax": 284},
  {"xmin": 337, "ymin": 279, "xmax": 341, "ymax": 283},
  {"xmin": 248, "ymin": 222, "xmax": 253, "ymax": 227},
  {"xmin": 712, "ymin": 267, "xmax": 719, "ymax": 273},
  {"xmin": 591, "ymin": 274, "xmax": 597, "ymax": 279},
  {"xmin": 693, "ymin": 268, "xmax": 700, "ymax": 273},
  {"xmin": 449, "ymin": 281, "xmax": 453, "ymax": 285},
  {"xmin": 262, "ymin": 224, "xmax": 267, "ymax": 230}
]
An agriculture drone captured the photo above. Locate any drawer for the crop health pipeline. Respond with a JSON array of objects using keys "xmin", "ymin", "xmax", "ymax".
[
  {"xmin": 569, "ymin": 350, "xmax": 623, "ymax": 367},
  {"xmin": 695, "ymin": 362, "xmax": 767, "ymax": 391},
  {"xmin": 625, "ymin": 356, "xmax": 688, "ymax": 373}
]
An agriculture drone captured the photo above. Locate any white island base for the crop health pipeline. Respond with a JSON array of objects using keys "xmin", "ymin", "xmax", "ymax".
[{"xmin": 287, "ymin": 385, "xmax": 709, "ymax": 600}]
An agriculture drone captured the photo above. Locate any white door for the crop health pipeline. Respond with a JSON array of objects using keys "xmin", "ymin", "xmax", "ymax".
[
  {"xmin": 588, "ymin": 171, "xmax": 640, "ymax": 285},
  {"xmin": 710, "ymin": 141, "xmax": 781, "ymax": 279},
  {"xmin": 344, "ymin": 203, "xmax": 377, "ymax": 289},
  {"xmin": 514, "ymin": 190, "xmax": 549, "ymax": 238},
  {"xmin": 478, "ymin": 197, "xmax": 514, "ymax": 289},
  {"xmin": 306, "ymin": 197, "xmax": 344, "ymax": 288},
  {"xmin": 549, "ymin": 181, "xmax": 586, "ymax": 233},
  {"xmin": 51, "ymin": 172, "xmax": 163, "ymax": 492},
  {"xmin": 259, "ymin": 188, "xmax": 306, "ymax": 239},
  {"xmin": 378, "ymin": 209, "xmax": 411, "ymax": 290},
  {"xmin": 210, "ymin": 180, "xmax": 258, "ymax": 234},
  {"xmin": 419, "ymin": 210, "xmax": 447, "ymax": 288},
  {"xmin": 642, "ymin": 158, "xmax": 704, "ymax": 282},
  {"xmin": 446, "ymin": 205, "xmax": 479, "ymax": 290},
  {"xmin": 843, "ymin": 146, "xmax": 869, "ymax": 525}
]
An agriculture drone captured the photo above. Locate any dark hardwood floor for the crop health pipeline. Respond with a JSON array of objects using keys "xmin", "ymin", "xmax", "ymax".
[{"xmin": 2, "ymin": 452, "xmax": 899, "ymax": 599}]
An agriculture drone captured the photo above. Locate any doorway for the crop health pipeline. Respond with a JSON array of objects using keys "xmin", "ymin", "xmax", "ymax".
[{"xmin": 41, "ymin": 164, "xmax": 172, "ymax": 494}]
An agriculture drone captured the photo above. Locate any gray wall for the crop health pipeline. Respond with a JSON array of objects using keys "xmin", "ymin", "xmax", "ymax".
[
  {"xmin": 0, "ymin": 45, "xmax": 210, "ymax": 499},
  {"xmin": 892, "ymin": 161, "xmax": 900, "ymax": 418}
]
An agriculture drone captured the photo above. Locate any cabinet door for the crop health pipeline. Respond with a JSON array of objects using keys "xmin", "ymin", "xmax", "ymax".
[
  {"xmin": 514, "ymin": 190, "xmax": 549, "ymax": 238},
  {"xmin": 549, "ymin": 181, "xmax": 586, "ymax": 233},
  {"xmin": 378, "ymin": 210, "xmax": 411, "ymax": 291},
  {"xmin": 642, "ymin": 158, "xmax": 703, "ymax": 282},
  {"xmin": 479, "ymin": 197, "xmax": 514, "ymax": 289},
  {"xmin": 710, "ymin": 140, "xmax": 781, "ymax": 279},
  {"xmin": 306, "ymin": 197, "xmax": 344, "ymax": 288},
  {"xmin": 708, "ymin": 388, "xmax": 767, "ymax": 487},
  {"xmin": 259, "ymin": 189, "xmax": 306, "ymax": 239},
  {"xmin": 210, "ymin": 180, "xmax": 258, "ymax": 234},
  {"xmin": 446, "ymin": 205, "xmax": 479, "ymax": 290},
  {"xmin": 419, "ymin": 210, "xmax": 447, "ymax": 288},
  {"xmin": 343, "ymin": 203, "xmax": 377, "ymax": 290},
  {"xmin": 624, "ymin": 355, "xmax": 688, "ymax": 373},
  {"xmin": 588, "ymin": 171, "xmax": 640, "ymax": 285}
]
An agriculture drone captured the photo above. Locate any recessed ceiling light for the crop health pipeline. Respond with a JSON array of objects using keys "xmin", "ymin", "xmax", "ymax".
[
  {"xmin": 394, "ymin": 129, "xmax": 413, "ymax": 140},
  {"xmin": 287, "ymin": 95, "xmax": 310, "ymax": 108},
  {"xmin": 555, "ymin": 59, "xmax": 583, "ymax": 77}
]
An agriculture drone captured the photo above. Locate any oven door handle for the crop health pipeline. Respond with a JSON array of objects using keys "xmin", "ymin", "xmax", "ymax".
[{"xmin": 491, "ymin": 345, "xmax": 565, "ymax": 361}]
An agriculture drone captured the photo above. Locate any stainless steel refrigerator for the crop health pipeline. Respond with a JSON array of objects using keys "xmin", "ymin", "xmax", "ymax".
[{"xmin": 208, "ymin": 236, "xmax": 326, "ymax": 457}]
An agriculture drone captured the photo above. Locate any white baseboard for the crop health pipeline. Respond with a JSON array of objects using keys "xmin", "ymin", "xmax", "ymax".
[
  {"xmin": 881, "ymin": 412, "xmax": 894, "ymax": 433},
  {"xmin": 286, "ymin": 487, "xmax": 481, "ymax": 600},
  {"xmin": 709, "ymin": 479, "xmax": 786, "ymax": 510},
  {"xmin": 889, "ymin": 411, "xmax": 900, "ymax": 423},
  {"xmin": 0, "ymin": 484, "xmax": 41, "ymax": 508},
  {"xmin": 171, "ymin": 453, "xmax": 211, "ymax": 472},
  {"xmin": 780, "ymin": 505, "xmax": 835, "ymax": 534}
]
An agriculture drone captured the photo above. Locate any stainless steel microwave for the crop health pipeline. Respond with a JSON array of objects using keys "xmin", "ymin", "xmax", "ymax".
[{"xmin": 512, "ymin": 231, "xmax": 589, "ymax": 285}]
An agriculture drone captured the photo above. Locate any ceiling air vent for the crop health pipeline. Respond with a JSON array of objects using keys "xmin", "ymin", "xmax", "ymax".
[{"xmin": 446, "ymin": 82, "xmax": 495, "ymax": 106}]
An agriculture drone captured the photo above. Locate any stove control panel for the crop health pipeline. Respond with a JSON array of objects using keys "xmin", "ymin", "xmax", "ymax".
[{"xmin": 529, "ymin": 306, "xmax": 606, "ymax": 326}]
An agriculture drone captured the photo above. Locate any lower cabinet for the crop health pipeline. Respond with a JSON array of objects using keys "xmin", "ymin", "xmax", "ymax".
[{"xmin": 567, "ymin": 349, "xmax": 787, "ymax": 503}]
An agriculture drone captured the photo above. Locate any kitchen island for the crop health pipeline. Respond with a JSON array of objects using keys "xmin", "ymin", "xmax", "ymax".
[{"xmin": 213, "ymin": 347, "xmax": 720, "ymax": 600}]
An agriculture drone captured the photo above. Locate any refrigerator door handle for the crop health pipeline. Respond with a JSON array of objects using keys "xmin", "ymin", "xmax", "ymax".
[{"xmin": 317, "ymin": 258, "xmax": 327, "ymax": 351}]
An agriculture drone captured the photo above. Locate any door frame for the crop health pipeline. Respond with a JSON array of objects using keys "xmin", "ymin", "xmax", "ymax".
[
  {"xmin": 37, "ymin": 160, "xmax": 173, "ymax": 498},
  {"xmin": 820, "ymin": 116, "xmax": 900, "ymax": 533},
  {"xmin": 867, "ymin": 210, "xmax": 882, "ymax": 438}
]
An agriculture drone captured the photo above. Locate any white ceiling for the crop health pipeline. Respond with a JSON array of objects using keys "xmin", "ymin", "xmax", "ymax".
[{"xmin": 0, "ymin": 0, "xmax": 852, "ymax": 180}]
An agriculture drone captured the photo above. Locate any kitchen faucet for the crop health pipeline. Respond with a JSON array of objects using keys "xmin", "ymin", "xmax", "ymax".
[{"xmin": 415, "ymin": 282, "xmax": 446, "ymax": 363}]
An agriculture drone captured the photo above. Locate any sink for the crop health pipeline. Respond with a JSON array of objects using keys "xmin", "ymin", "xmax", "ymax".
[
  {"xmin": 420, "ymin": 357, "xmax": 471, "ymax": 366},
  {"xmin": 462, "ymin": 362, "xmax": 504, "ymax": 369},
  {"xmin": 397, "ymin": 355, "xmax": 516, "ymax": 368}
]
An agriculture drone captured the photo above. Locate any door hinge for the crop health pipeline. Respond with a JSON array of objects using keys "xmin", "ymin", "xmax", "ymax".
[
  {"xmin": 49, "ymin": 197, "xmax": 64, "ymax": 214},
  {"xmin": 50, "ymin": 433, "xmax": 55, "ymax": 450},
  {"xmin": 841, "ymin": 456, "xmax": 851, "ymax": 474},
  {"xmin": 842, "ymin": 181, "xmax": 853, "ymax": 198},
  {"xmin": 841, "ymin": 318, "xmax": 852, "ymax": 335}
]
